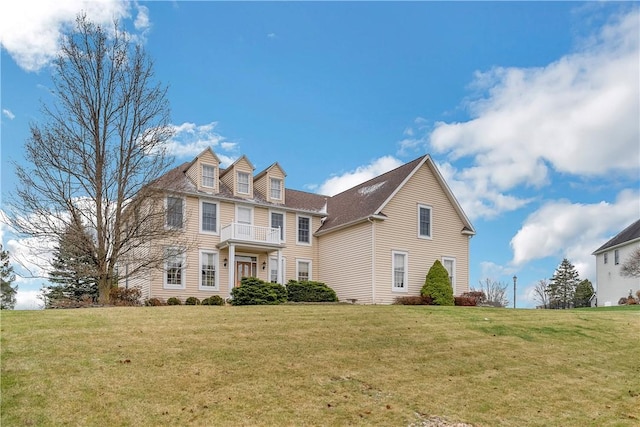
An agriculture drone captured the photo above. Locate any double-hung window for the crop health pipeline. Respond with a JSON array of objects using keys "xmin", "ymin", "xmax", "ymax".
[
  {"xmin": 202, "ymin": 164, "xmax": 215, "ymax": 188},
  {"xmin": 442, "ymin": 257, "xmax": 456, "ymax": 291},
  {"xmin": 200, "ymin": 251, "xmax": 217, "ymax": 290},
  {"xmin": 270, "ymin": 211, "xmax": 285, "ymax": 241},
  {"xmin": 166, "ymin": 197, "xmax": 183, "ymax": 228},
  {"xmin": 392, "ymin": 251, "xmax": 408, "ymax": 292},
  {"xmin": 201, "ymin": 201, "xmax": 218, "ymax": 233},
  {"xmin": 603, "ymin": 252, "xmax": 608, "ymax": 264},
  {"xmin": 270, "ymin": 178, "xmax": 282, "ymax": 200},
  {"xmin": 165, "ymin": 248, "xmax": 185, "ymax": 289},
  {"xmin": 418, "ymin": 204, "xmax": 432, "ymax": 239},
  {"xmin": 237, "ymin": 171, "xmax": 250, "ymax": 194},
  {"xmin": 297, "ymin": 215, "xmax": 310, "ymax": 245},
  {"xmin": 614, "ymin": 249, "xmax": 620, "ymax": 265},
  {"xmin": 297, "ymin": 259, "xmax": 311, "ymax": 282}
]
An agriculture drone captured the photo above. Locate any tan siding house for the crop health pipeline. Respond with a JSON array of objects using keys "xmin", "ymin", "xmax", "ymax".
[{"xmin": 130, "ymin": 149, "xmax": 474, "ymax": 304}]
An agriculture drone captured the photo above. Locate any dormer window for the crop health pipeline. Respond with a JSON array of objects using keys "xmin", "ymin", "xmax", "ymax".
[
  {"xmin": 202, "ymin": 164, "xmax": 215, "ymax": 188},
  {"xmin": 237, "ymin": 172, "xmax": 250, "ymax": 194},
  {"xmin": 270, "ymin": 178, "xmax": 282, "ymax": 200}
]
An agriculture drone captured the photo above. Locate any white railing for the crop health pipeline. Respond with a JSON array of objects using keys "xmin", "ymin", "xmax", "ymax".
[{"xmin": 220, "ymin": 223, "xmax": 281, "ymax": 245}]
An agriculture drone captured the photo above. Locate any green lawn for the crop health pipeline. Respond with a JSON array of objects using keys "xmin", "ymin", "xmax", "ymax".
[{"xmin": 2, "ymin": 305, "xmax": 639, "ymax": 426}]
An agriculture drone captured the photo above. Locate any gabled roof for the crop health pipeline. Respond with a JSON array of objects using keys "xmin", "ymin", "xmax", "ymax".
[
  {"xmin": 219, "ymin": 155, "xmax": 255, "ymax": 178},
  {"xmin": 254, "ymin": 162, "xmax": 287, "ymax": 180},
  {"xmin": 188, "ymin": 147, "xmax": 221, "ymax": 167},
  {"xmin": 316, "ymin": 155, "xmax": 475, "ymax": 236},
  {"xmin": 593, "ymin": 219, "xmax": 640, "ymax": 254}
]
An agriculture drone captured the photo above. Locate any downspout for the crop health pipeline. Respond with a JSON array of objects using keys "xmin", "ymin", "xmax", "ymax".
[{"xmin": 368, "ymin": 217, "xmax": 376, "ymax": 304}]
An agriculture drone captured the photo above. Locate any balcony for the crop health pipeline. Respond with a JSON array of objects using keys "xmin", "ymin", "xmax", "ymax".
[{"xmin": 219, "ymin": 223, "xmax": 283, "ymax": 248}]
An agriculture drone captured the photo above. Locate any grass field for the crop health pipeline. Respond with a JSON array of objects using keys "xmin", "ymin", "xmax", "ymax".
[{"xmin": 2, "ymin": 304, "xmax": 639, "ymax": 426}]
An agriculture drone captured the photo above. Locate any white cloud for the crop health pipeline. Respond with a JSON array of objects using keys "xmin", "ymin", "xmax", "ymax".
[
  {"xmin": 14, "ymin": 289, "xmax": 45, "ymax": 310},
  {"xmin": 0, "ymin": 0, "xmax": 144, "ymax": 72},
  {"xmin": 167, "ymin": 121, "xmax": 239, "ymax": 164},
  {"xmin": 2, "ymin": 109, "xmax": 15, "ymax": 120},
  {"xmin": 316, "ymin": 156, "xmax": 404, "ymax": 196},
  {"xmin": 510, "ymin": 188, "xmax": 640, "ymax": 280},
  {"xmin": 134, "ymin": 3, "xmax": 150, "ymax": 31},
  {"xmin": 412, "ymin": 10, "xmax": 639, "ymax": 220}
]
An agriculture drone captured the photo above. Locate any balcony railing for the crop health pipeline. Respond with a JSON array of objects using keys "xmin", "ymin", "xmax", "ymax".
[{"xmin": 220, "ymin": 223, "xmax": 281, "ymax": 245}]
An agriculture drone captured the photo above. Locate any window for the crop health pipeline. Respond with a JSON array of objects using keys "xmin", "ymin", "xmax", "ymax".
[
  {"xmin": 164, "ymin": 248, "xmax": 185, "ymax": 289},
  {"xmin": 270, "ymin": 257, "xmax": 285, "ymax": 284},
  {"xmin": 237, "ymin": 171, "xmax": 250, "ymax": 194},
  {"xmin": 201, "ymin": 201, "xmax": 218, "ymax": 233},
  {"xmin": 270, "ymin": 178, "xmax": 282, "ymax": 200},
  {"xmin": 166, "ymin": 197, "xmax": 183, "ymax": 228},
  {"xmin": 297, "ymin": 259, "xmax": 311, "ymax": 282},
  {"xmin": 442, "ymin": 257, "xmax": 456, "ymax": 291},
  {"xmin": 418, "ymin": 204, "xmax": 432, "ymax": 238},
  {"xmin": 614, "ymin": 249, "xmax": 619, "ymax": 265},
  {"xmin": 202, "ymin": 164, "xmax": 215, "ymax": 188},
  {"xmin": 392, "ymin": 251, "xmax": 408, "ymax": 292},
  {"xmin": 297, "ymin": 215, "xmax": 311, "ymax": 244},
  {"xmin": 236, "ymin": 206, "xmax": 253, "ymax": 239},
  {"xmin": 270, "ymin": 211, "xmax": 285, "ymax": 241},
  {"xmin": 604, "ymin": 252, "xmax": 608, "ymax": 264},
  {"xmin": 200, "ymin": 251, "xmax": 218, "ymax": 289}
]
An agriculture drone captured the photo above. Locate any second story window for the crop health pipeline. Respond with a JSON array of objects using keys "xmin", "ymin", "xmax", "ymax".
[
  {"xmin": 297, "ymin": 215, "xmax": 310, "ymax": 244},
  {"xmin": 418, "ymin": 204, "xmax": 432, "ymax": 238},
  {"xmin": 166, "ymin": 196, "xmax": 183, "ymax": 228},
  {"xmin": 271, "ymin": 211, "xmax": 284, "ymax": 241},
  {"xmin": 202, "ymin": 165, "xmax": 215, "ymax": 188},
  {"xmin": 270, "ymin": 178, "xmax": 282, "ymax": 200},
  {"xmin": 237, "ymin": 171, "xmax": 250, "ymax": 194},
  {"xmin": 604, "ymin": 252, "xmax": 608, "ymax": 264},
  {"xmin": 614, "ymin": 249, "xmax": 619, "ymax": 265},
  {"xmin": 201, "ymin": 201, "xmax": 217, "ymax": 233}
]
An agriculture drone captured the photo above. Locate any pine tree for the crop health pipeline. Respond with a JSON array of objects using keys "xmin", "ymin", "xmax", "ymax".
[
  {"xmin": 1, "ymin": 244, "xmax": 18, "ymax": 310},
  {"xmin": 574, "ymin": 279, "xmax": 594, "ymax": 308},
  {"xmin": 548, "ymin": 258, "xmax": 580, "ymax": 309}
]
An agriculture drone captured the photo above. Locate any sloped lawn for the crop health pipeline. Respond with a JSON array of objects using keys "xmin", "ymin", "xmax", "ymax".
[{"xmin": 2, "ymin": 305, "xmax": 639, "ymax": 426}]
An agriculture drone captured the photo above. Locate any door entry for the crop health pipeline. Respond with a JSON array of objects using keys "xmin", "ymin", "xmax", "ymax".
[{"xmin": 236, "ymin": 260, "xmax": 256, "ymax": 287}]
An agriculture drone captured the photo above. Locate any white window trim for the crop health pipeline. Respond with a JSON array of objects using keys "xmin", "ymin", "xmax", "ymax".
[
  {"xmin": 614, "ymin": 249, "xmax": 619, "ymax": 265},
  {"xmin": 269, "ymin": 256, "xmax": 286, "ymax": 284},
  {"xmin": 392, "ymin": 250, "xmax": 408, "ymax": 293},
  {"xmin": 442, "ymin": 256, "xmax": 456, "ymax": 293},
  {"xmin": 164, "ymin": 247, "xmax": 186, "ymax": 290},
  {"xmin": 296, "ymin": 214, "xmax": 312, "ymax": 246},
  {"xmin": 237, "ymin": 171, "xmax": 251, "ymax": 195},
  {"xmin": 296, "ymin": 258, "xmax": 312, "ymax": 282},
  {"xmin": 270, "ymin": 177, "xmax": 282, "ymax": 200},
  {"xmin": 269, "ymin": 210, "xmax": 286, "ymax": 242},
  {"xmin": 199, "ymin": 199, "xmax": 220, "ymax": 235},
  {"xmin": 235, "ymin": 204, "xmax": 254, "ymax": 225},
  {"xmin": 165, "ymin": 195, "xmax": 185, "ymax": 230},
  {"xmin": 199, "ymin": 250, "xmax": 219, "ymax": 291},
  {"xmin": 417, "ymin": 204, "xmax": 432, "ymax": 240},
  {"xmin": 202, "ymin": 164, "xmax": 216, "ymax": 189},
  {"xmin": 603, "ymin": 252, "xmax": 608, "ymax": 264}
]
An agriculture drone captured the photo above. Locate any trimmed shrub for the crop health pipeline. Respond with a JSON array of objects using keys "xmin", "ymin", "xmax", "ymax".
[
  {"xmin": 109, "ymin": 286, "xmax": 142, "ymax": 306},
  {"xmin": 167, "ymin": 297, "xmax": 182, "ymax": 305},
  {"xmin": 201, "ymin": 295, "xmax": 225, "ymax": 306},
  {"xmin": 421, "ymin": 260, "xmax": 454, "ymax": 306},
  {"xmin": 230, "ymin": 277, "xmax": 287, "ymax": 305},
  {"xmin": 393, "ymin": 295, "xmax": 433, "ymax": 305},
  {"xmin": 286, "ymin": 280, "xmax": 338, "ymax": 302},
  {"xmin": 145, "ymin": 297, "xmax": 166, "ymax": 306},
  {"xmin": 185, "ymin": 296, "xmax": 200, "ymax": 305},
  {"xmin": 454, "ymin": 296, "xmax": 478, "ymax": 306}
]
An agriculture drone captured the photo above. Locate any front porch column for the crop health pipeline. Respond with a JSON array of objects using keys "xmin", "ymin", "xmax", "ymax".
[
  {"xmin": 228, "ymin": 244, "xmax": 235, "ymax": 296},
  {"xmin": 277, "ymin": 249, "xmax": 283, "ymax": 284}
]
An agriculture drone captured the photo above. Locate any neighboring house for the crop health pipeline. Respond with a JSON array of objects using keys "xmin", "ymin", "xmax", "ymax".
[
  {"xmin": 126, "ymin": 147, "xmax": 475, "ymax": 304},
  {"xmin": 592, "ymin": 219, "xmax": 640, "ymax": 306}
]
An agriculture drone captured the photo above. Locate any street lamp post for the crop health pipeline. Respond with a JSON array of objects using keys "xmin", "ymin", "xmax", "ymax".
[{"xmin": 513, "ymin": 275, "xmax": 517, "ymax": 309}]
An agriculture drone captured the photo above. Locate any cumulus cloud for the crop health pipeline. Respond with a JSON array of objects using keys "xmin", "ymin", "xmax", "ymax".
[
  {"xmin": 404, "ymin": 10, "xmax": 639, "ymax": 220},
  {"xmin": 510, "ymin": 188, "xmax": 640, "ymax": 279},
  {"xmin": 14, "ymin": 289, "xmax": 45, "ymax": 310},
  {"xmin": 0, "ymin": 0, "xmax": 150, "ymax": 72},
  {"xmin": 2, "ymin": 109, "xmax": 15, "ymax": 120},
  {"xmin": 315, "ymin": 156, "xmax": 404, "ymax": 196},
  {"xmin": 167, "ymin": 121, "xmax": 239, "ymax": 166}
]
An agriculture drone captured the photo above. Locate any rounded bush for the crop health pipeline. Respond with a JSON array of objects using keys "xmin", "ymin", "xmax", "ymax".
[
  {"xmin": 230, "ymin": 277, "xmax": 287, "ymax": 305},
  {"xmin": 145, "ymin": 297, "xmax": 166, "ymax": 306},
  {"xmin": 421, "ymin": 260, "xmax": 454, "ymax": 306},
  {"xmin": 167, "ymin": 297, "xmax": 182, "ymax": 305},
  {"xmin": 185, "ymin": 296, "xmax": 200, "ymax": 305},
  {"xmin": 201, "ymin": 295, "xmax": 225, "ymax": 306},
  {"xmin": 286, "ymin": 280, "xmax": 338, "ymax": 302}
]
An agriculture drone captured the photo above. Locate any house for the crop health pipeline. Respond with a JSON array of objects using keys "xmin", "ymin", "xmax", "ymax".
[
  {"xmin": 128, "ymin": 147, "xmax": 475, "ymax": 304},
  {"xmin": 592, "ymin": 219, "xmax": 640, "ymax": 306}
]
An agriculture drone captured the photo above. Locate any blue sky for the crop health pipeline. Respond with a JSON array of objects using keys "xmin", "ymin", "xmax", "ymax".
[{"xmin": 1, "ymin": 1, "xmax": 638, "ymax": 309}]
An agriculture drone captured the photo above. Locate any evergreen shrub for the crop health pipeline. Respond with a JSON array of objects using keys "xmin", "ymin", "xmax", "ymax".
[
  {"xmin": 185, "ymin": 296, "xmax": 200, "ymax": 305},
  {"xmin": 286, "ymin": 280, "xmax": 338, "ymax": 302},
  {"xmin": 167, "ymin": 297, "xmax": 182, "ymax": 305},
  {"xmin": 230, "ymin": 277, "xmax": 287, "ymax": 305},
  {"xmin": 201, "ymin": 295, "xmax": 225, "ymax": 306},
  {"xmin": 421, "ymin": 260, "xmax": 454, "ymax": 306}
]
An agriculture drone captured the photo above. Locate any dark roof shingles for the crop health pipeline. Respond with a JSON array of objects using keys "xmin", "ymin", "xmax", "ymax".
[{"xmin": 594, "ymin": 219, "xmax": 640, "ymax": 253}]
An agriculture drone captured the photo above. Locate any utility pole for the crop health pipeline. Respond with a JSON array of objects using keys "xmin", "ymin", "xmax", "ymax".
[{"xmin": 513, "ymin": 275, "xmax": 517, "ymax": 309}]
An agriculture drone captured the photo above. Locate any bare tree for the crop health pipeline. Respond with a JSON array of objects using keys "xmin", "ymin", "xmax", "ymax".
[
  {"xmin": 473, "ymin": 278, "xmax": 509, "ymax": 307},
  {"xmin": 8, "ymin": 15, "xmax": 186, "ymax": 304},
  {"xmin": 620, "ymin": 247, "xmax": 640, "ymax": 278},
  {"xmin": 532, "ymin": 279, "xmax": 550, "ymax": 309}
]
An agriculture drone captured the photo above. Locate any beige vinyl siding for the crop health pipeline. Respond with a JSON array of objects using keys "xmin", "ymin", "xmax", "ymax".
[
  {"xmin": 185, "ymin": 150, "xmax": 219, "ymax": 192},
  {"xmin": 318, "ymin": 221, "xmax": 373, "ymax": 303},
  {"xmin": 254, "ymin": 175, "xmax": 267, "ymax": 200},
  {"xmin": 373, "ymin": 163, "xmax": 470, "ymax": 304}
]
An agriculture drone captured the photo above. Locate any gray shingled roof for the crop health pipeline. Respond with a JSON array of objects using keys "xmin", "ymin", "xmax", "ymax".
[{"xmin": 593, "ymin": 219, "xmax": 640, "ymax": 254}]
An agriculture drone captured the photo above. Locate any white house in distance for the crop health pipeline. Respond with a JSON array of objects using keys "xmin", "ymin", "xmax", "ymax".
[{"xmin": 592, "ymin": 219, "xmax": 640, "ymax": 306}]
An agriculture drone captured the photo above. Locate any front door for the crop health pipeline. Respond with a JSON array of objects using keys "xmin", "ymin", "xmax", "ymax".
[{"xmin": 236, "ymin": 261, "xmax": 254, "ymax": 287}]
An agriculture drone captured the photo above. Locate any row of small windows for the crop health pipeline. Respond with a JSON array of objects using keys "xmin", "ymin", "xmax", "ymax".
[
  {"xmin": 603, "ymin": 249, "xmax": 620, "ymax": 265},
  {"xmin": 200, "ymin": 164, "xmax": 282, "ymax": 201}
]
